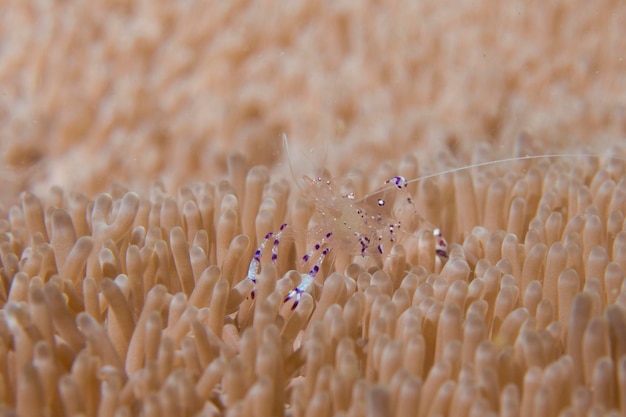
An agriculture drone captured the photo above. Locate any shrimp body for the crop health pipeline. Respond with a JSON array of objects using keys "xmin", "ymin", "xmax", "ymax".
[
  {"xmin": 246, "ymin": 145, "xmax": 626, "ymax": 310},
  {"xmin": 244, "ymin": 171, "xmax": 449, "ymax": 309},
  {"xmin": 303, "ymin": 175, "xmax": 393, "ymax": 257}
]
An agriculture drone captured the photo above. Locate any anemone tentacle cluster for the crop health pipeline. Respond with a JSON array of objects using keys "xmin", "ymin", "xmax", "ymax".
[{"xmin": 0, "ymin": 149, "xmax": 625, "ymax": 416}]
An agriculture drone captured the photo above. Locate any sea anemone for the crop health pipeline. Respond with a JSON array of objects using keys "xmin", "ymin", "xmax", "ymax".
[
  {"xmin": 2, "ymin": 1, "xmax": 626, "ymax": 416},
  {"xmin": 0, "ymin": 146, "xmax": 625, "ymax": 416}
]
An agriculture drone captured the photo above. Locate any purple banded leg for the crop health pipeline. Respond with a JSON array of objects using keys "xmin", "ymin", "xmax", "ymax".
[
  {"xmin": 285, "ymin": 232, "xmax": 333, "ymax": 309},
  {"xmin": 361, "ymin": 236, "xmax": 368, "ymax": 255},
  {"xmin": 285, "ymin": 247, "xmax": 331, "ymax": 309},
  {"xmin": 284, "ymin": 231, "xmax": 333, "ymax": 309},
  {"xmin": 301, "ymin": 232, "xmax": 333, "ymax": 262},
  {"xmin": 357, "ymin": 234, "xmax": 370, "ymax": 256},
  {"xmin": 388, "ymin": 176, "xmax": 444, "ymax": 257},
  {"xmin": 434, "ymin": 228, "xmax": 448, "ymax": 258},
  {"xmin": 271, "ymin": 223, "xmax": 287, "ymax": 263},
  {"xmin": 388, "ymin": 222, "xmax": 400, "ymax": 243},
  {"xmin": 247, "ymin": 223, "xmax": 287, "ymax": 298}
]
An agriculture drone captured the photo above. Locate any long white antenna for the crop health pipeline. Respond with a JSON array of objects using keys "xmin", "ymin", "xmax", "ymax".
[
  {"xmin": 359, "ymin": 152, "xmax": 623, "ymax": 202},
  {"xmin": 282, "ymin": 133, "xmax": 304, "ymax": 191}
]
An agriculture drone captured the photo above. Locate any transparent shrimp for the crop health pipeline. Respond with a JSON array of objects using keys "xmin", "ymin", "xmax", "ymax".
[
  {"xmin": 246, "ymin": 169, "xmax": 449, "ymax": 309},
  {"xmin": 300, "ymin": 172, "xmax": 443, "ymax": 257},
  {"xmin": 247, "ymin": 141, "xmax": 626, "ymax": 310}
]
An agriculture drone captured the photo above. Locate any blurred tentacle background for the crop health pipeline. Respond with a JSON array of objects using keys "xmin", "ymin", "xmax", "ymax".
[{"xmin": 1, "ymin": 1, "xmax": 626, "ymax": 416}]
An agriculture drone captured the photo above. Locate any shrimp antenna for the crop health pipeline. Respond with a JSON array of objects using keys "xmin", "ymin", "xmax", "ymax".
[
  {"xmin": 317, "ymin": 138, "xmax": 330, "ymax": 181},
  {"xmin": 359, "ymin": 152, "xmax": 625, "ymax": 202},
  {"xmin": 282, "ymin": 133, "xmax": 305, "ymax": 192}
]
